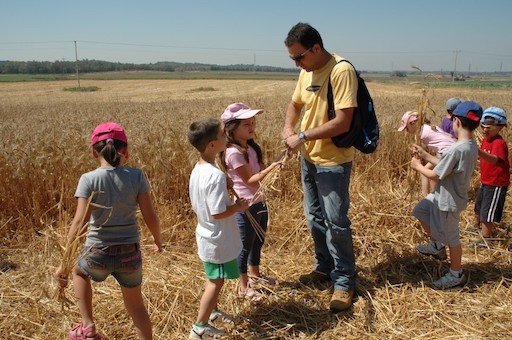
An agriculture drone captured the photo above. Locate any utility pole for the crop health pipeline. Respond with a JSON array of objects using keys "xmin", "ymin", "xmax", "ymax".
[
  {"xmin": 452, "ymin": 50, "xmax": 460, "ymax": 83},
  {"xmin": 74, "ymin": 41, "xmax": 80, "ymax": 89}
]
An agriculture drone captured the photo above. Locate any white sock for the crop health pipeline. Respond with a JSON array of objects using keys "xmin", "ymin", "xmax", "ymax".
[{"xmin": 449, "ymin": 268, "xmax": 463, "ymax": 277}]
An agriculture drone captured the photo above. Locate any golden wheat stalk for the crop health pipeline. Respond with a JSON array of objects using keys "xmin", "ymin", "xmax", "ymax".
[
  {"xmin": 249, "ymin": 149, "xmax": 290, "ymax": 206},
  {"xmin": 56, "ymin": 191, "xmax": 113, "ymax": 306},
  {"xmin": 230, "ymin": 189, "xmax": 266, "ymax": 242}
]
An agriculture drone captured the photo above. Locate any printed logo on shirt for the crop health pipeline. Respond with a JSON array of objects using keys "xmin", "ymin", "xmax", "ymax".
[{"xmin": 306, "ymin": 85, "xmax": 321, "ymax": 92}]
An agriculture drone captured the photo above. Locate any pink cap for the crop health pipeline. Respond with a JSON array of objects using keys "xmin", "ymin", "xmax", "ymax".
[
  {"xmin": 90, "ymin": 122, "xmax": 128, "ymax": 146},
  {"xmin": 220, "ymin": 102, "xmax": 263, "ymax": 123},
  {"xmin": 398, "ymin": 111, "xmax": 419, "ymax": 132}
]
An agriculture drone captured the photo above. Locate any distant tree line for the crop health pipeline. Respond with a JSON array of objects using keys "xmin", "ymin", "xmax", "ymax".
[{"xmin": 0, "ymin": 59, "xmax": 297, "ymax": 74}]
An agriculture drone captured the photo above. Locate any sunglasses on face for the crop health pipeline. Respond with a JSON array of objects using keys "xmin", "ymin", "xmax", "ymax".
[
  {"xmin": 290, "ymin": 48, "xmax": 312, "ymax": 62},
  {"xmin": 480, "ymin": 124, "xmax": 497, "ymax": 130}
]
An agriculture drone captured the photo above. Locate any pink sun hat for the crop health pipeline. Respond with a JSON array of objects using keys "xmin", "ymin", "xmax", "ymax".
[
  {"xmin": 220, "ymin": 102, "xmax": 263, "ymax": 123},
  {"xmin": 90, "ymin": 122, "xmax": 128, "ymax": 146},
  {"xmin": 398, "ymin": 111, "xmax": 419, "ymax": 132}
]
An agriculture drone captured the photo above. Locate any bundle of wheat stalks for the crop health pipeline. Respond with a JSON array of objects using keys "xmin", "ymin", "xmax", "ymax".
[
  {"xmin": 232, "ymin": 149, "xmax": 291, "ymax": 242},
  {"xmin": 56, "ymin": 191, "xmax": 112, "ymax": 307}
]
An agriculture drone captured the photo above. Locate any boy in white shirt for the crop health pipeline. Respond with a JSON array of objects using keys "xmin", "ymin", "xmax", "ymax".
[{"xmin": 187, "ymin": 118, "xmax": 248, "ymax": 339}]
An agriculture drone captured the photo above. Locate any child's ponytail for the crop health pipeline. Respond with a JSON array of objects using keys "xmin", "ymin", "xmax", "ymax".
[{"xmin": 93, "ymin": 139, "xmax": 127, "ymax": 167}]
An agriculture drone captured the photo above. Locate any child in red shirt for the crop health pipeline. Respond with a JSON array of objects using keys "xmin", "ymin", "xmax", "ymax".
[{"xmin": 474, "ymin": 107, "xmax": 510, "ymax": 241}]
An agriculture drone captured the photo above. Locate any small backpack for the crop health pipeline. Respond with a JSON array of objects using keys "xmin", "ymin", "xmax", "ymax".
[{"xmin": 327, "ymin": 60, "xmax": 379, "ymax": 154}]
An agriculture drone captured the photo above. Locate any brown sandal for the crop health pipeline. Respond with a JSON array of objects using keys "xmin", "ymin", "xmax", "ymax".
[
  {"xmin": 238, "ymin": 287, "xmax": 264, "ymax": 305},
  {"xmin": 248, "ymin": 274, "xmax": 277, "ymax": 287}
]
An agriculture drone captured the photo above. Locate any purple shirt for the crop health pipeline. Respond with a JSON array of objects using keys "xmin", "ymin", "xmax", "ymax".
[{"xmin": 441, "ymin": 117, "xmax": 456, "ymax": 138}]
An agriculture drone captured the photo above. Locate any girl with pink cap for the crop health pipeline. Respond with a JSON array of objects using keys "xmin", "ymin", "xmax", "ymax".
[
  {"xmin": 220, "ymin": 103, "xmax": 283, "ymax": 304},
  {"xmin": 54, "ymin": 122, "xmax": 162, "ymax": 340}
]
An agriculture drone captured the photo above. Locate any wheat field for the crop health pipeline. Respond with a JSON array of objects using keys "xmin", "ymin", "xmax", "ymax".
[{"xmin": 0, "ymin": 78, "xmax": 511, "ymax": 339}]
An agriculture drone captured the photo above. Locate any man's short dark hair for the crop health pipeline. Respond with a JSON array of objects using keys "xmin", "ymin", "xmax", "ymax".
[
  {"xmin": 187, "ymin": 118, "xmax": 221, "ymax": 153},
  {"xmin": 284, "ymin": 22, "xmax": 324, "ymax": 49}
]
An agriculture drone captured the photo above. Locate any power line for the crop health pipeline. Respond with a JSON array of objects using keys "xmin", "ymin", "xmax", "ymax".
[{"xmin": 1, "ymin": 40, "xmax": 512, "ymax": 58}]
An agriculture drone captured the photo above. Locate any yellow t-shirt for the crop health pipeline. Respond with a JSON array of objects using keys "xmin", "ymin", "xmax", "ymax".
[{"xmin": 292, "ymin": 54, "xmax": 358, "ymax": 166}]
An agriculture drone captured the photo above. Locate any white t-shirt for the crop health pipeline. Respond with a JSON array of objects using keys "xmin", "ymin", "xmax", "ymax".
[{"xmin": 189, "ymin": 162, "xmax": 242, "ymax": 264}]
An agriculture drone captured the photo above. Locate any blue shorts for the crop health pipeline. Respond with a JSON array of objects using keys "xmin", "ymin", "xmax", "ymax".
[{"xmin": 77, "ymin": 243, "xmax": 142, "ymax": 288}]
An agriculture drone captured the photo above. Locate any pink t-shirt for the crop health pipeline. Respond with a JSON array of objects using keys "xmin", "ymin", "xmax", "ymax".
[
  {"xmin": 420, "ymin": 124, "xmax": 455, "ymax": 154},
  {"xmin": 225, "ymin": 146, "xmax": 263, "ymax": 202}
]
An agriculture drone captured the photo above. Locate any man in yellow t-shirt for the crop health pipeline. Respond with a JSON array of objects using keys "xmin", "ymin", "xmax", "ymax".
[{"xmin": 282, "ymin": 22, "xmax": 358, "ymax": 312}]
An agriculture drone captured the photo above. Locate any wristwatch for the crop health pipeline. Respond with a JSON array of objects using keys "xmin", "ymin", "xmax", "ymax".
[{"xmin": 298, "ymin": 131, "xmax": 307, "ymax": 142}]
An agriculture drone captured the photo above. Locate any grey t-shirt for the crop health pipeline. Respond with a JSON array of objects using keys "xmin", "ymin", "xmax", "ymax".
[
  {"xmin": 75, "ymin": 166, "xmax": 150, "ymax": 247},
  {"xmin": 433, "ymin": 139, "xmax": 478, "ymax": 212}
]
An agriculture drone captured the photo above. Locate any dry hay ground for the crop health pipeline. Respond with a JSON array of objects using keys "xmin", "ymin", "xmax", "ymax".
[{"xmin": 0, "ymin": 79, "xmax": 511, "ymax": 339}]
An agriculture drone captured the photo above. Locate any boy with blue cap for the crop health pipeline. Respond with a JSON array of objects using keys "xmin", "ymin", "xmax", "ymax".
[
  {"xmin": 410, "ymin": 101, "xmax": 483, "ymax": 289},
  {"xmin": 474, "ymin": 107, "xmax": 509, "ymax": 243}
]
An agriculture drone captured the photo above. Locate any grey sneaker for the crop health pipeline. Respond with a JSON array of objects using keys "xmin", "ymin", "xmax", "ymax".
[
  {"xmin": 433, "ymin": 271, "xmax": 467, "ymax": 289},
  {"xmin": 209, "ymin": 309, "xmax": 234, "ymax": 324},
  {"xmin": 417, "ymin": 242, "xmax": 447, "ymax": 260},
  {"xmin": 189, "ymin": 324, "xmax": 225, "ymax": 339}
]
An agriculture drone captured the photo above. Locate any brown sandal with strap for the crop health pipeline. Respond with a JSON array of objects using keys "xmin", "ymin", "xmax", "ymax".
[{"xmin": 238, "ymin": 287, "xmax": 264, "ymax": 305}]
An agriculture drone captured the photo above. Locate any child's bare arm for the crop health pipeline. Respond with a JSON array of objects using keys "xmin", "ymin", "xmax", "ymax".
[
  {"xmin": 54, "ymin": 197, "xmax": 91, "ymax": 287},
  {"xmin": 478, "ymin": 148, "xmax": 503, "ymax": 164},
  {"xmin": 411, "ymin": 157, "xmax": 439, "ymax": 180},
  {"xmin": 138, "ymin": 191, "xmax": 163, "ymax": 252},
  {"xmin": 235, "ymin": 161, "xmax": 283, "ymax": 186},
  {"xmin": 212, "ymin": 198, "xmax": 249, "ymax": 219},
  {"xmin": 412, "ymin": 144, "xmax": 439, "ymax": 166}
]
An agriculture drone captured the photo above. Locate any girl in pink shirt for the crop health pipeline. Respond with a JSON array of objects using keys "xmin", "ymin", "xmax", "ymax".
[
  {"xmin": 220, "ymin": 103, "xmax": 282, "ymax": 304},
  {"xmin": 398, "ymin": 111, "xmax": 456, "ymax": 195}
]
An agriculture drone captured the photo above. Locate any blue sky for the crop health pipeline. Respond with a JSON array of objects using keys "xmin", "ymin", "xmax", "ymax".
[{"xmin": 1, "ymin": 0, "xmax": 511, "ymax": 72}]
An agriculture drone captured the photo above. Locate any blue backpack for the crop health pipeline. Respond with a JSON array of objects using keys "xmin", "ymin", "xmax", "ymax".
[{"xmin": 327, "ymin": 60, "xmax": 379, "ymax": 154}]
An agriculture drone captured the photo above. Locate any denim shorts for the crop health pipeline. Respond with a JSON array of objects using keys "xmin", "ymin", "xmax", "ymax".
[{"xmin": 77, "ymin": 243, "xmax": 142, "ymax": 288}]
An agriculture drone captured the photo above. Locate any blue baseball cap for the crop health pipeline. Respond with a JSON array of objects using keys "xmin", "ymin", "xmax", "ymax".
[
  {"xmin": 452, "ymin": 101, "xmax": 483, "ymax": 122},
  {"xmin": 481, "ymin": 106, "xmax": 507, "ymax": 125}
]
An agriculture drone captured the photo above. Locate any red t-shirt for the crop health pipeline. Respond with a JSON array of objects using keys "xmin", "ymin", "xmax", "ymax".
[{"xmin": 480, "ymin": 135, "xmax": 510, "ymax": 186}]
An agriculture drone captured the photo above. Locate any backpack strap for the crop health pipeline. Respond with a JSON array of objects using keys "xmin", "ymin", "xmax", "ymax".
[{"xmin": 327, "ymin": 59, "xmax": 357, "ymax": 120}]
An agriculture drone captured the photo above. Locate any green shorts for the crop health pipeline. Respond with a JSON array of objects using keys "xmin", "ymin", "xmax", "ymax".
[{"xmin": 203, "ymin": 258, "xmax": 240, "ymax": 280}]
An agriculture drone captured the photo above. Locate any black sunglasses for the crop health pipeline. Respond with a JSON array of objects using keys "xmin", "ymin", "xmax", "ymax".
[{"xmin": 290, "ymin": 48, "xmax": 312, "ymax": 62}]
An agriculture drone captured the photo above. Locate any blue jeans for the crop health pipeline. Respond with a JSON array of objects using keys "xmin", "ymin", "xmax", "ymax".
[
  {"xmin": 236, "ymin": 201, "xmax": 268, "ymax": 273},
  {"xmin": 301, "ymin": 157, "xmax": 355, "ymax": 291}
]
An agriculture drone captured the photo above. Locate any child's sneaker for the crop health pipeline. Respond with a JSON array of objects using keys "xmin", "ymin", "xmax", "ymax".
[
  {"xmin": 209, "ymin": 309, "xmax": 234, "ymax": 324},
  {"xmin": 188, "ymin": 323, "xmax": 225, "ymax": 339},
  {"xmin": 417, "ymin": 242, "xmax": 447, "ymax": 260},
  {"xmin": 433, "ymin": 270, "xmax": 467, "ymax": 289}
]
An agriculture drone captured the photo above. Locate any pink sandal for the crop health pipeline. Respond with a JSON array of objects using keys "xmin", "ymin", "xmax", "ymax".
[{"xmin": 69, "ymin": 323, "xmax": 101, "ymax": 340}]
